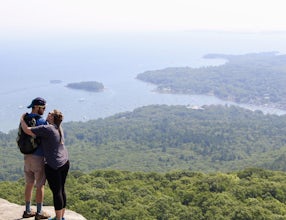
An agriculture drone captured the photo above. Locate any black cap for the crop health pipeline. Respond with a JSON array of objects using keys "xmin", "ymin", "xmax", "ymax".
[{"xmin": 27, "ymin": 97, "xmax": 46, "ymax": 108}]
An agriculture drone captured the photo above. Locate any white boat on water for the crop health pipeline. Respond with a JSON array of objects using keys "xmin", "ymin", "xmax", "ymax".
[{"xmin": 78, "ymin": 98, "xmax": 85, "ymax": 102}]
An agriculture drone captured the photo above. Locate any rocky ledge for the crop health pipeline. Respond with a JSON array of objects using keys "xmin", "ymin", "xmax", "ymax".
[{"xmin": 0, "ymin": 198, "xmax": 86, "ymax": 220}]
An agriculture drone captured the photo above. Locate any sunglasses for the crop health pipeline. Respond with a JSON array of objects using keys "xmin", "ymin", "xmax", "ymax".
[{"xmin": 37, "ymin": 106, "xmax": 46, "ymax": 110}]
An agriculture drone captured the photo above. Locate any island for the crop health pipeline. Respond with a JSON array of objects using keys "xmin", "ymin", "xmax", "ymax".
[
  {"xmin": 50, "ymin": 79, "xmax": 63, "ymax": 84},
  {"xmin": 136, "ymin": 51, "xmax": 286, "ymax": 110},
  {"xmin": 66, "ymin": 81, "xmax": 104, "ymax": 92}
]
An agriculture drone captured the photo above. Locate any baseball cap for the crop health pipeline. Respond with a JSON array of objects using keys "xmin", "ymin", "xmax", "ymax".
[{"xmin": 27, "ymin": 97, "xmax": 46, "ymax": 108}]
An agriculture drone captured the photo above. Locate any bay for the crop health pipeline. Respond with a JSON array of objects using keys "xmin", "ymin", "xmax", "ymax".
[{"xmin": 1, "ymin": 31, "xmax": 286, "ymax": 133}]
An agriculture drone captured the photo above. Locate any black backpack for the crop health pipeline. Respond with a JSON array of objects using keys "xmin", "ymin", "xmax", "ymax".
[{"xmin": 16, "ymin": 113, "xmax": 41, "ymax": 154}]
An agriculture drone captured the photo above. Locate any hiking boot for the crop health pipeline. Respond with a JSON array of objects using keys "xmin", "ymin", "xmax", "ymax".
[
  {"xmin": 23, "ymin": 210, "xmax": 36, "ymax": 218},
  {"xmin": 35, "ymin": 211, "xmax": 51, "ymax": 219}
]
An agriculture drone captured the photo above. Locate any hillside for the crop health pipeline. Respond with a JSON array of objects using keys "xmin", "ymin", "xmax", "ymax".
[
  {"xmin": 136, "ymin": 52, "xmax": 286, "ymax": 110},
  {"xmin": 1, "ymin": 104, "xmax": 286, "ymax": 181}
]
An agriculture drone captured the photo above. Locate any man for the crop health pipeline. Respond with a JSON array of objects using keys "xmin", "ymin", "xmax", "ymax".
[{"xmin": 22, "ymin": 97, "xmax": 50, "ymax": 220}]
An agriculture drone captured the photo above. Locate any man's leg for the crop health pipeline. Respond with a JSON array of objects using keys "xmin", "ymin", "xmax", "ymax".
[
  {"xmin": 36, "ymin": 185, "xmax": 44, "ymax": 213},
  {"xmin": 23, "ymin": 155, "xmax": 36, "ymax": 218},
  {"xmin": 34, "ymin": 156, "xmax": 51, "ymax": 220},
  {"xmin": 24, "ymin": 182, "xmax": 34, "ymax": 212}
]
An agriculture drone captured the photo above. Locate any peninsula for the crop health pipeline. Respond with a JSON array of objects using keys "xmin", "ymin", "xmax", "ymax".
[{"xmin": 136, "ymin": 52, "xmax": 286, "ymax": 110}]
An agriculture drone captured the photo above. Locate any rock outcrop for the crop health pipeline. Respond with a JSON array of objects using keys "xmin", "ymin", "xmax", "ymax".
[{"xmin": 0, "ymin": 198, "xmax": 86, "ymax": 220}]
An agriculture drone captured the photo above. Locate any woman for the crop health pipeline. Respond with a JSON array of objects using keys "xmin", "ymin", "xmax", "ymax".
[{"xmin": 21, "ymin": 109, "xmax": 69, "ymax": 220}]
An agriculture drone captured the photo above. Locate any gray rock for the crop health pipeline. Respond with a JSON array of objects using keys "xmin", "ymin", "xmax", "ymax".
[{"xmin": 0, "ymin": 198, "xmax": 86, "ymax": 220}]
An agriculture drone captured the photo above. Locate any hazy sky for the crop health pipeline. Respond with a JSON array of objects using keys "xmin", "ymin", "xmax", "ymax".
[{"xmin": 1, "ymin": 0, "xmax": 286, "ymax": 36}]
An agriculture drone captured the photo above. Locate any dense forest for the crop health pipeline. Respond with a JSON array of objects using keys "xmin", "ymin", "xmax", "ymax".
[
  {"xmin": 2, "ymin": 104, "xmax": 286, "ymax": 219},
  {"xmin": 2, "ymin": 168, "xmax": 286, "ymax": 219},
  {"xmin": 1, "ymin": 105, "xmax": 286, "ymax": 181},
  {"xmin": 136, "ymin": 52, "xmax": 286, "ymax": 110}
]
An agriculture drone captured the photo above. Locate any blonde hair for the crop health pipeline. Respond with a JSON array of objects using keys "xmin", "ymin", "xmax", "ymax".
[{"xmin": 50, "ymin": 109, "xmax": 64, "ymax": 144}]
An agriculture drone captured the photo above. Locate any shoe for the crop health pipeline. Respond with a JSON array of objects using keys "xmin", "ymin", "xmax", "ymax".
[
  {"xmin": 23, "ymin": 210, "xmax": 36, "ymax": 218},
  {"xmin": 35, "ymin": 211, "xmax": 51, "ymax": 219}
]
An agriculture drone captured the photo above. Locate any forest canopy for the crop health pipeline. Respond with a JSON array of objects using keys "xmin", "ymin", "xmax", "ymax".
[
  {"xmin": 1, "ymin": 104, "xmax": 286, "ymax": 181},
  {"xmin": 2, "ymin": 105, "xmax": 286, "ymax": 219},
  {"xmin": 2, "ymin": 168, "xmax": 286, "ymax": 219}
]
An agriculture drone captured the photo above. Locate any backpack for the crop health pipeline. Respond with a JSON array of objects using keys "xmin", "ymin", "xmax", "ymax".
[{"xmin": 16, "ymin": 113, "xmax": 41, "ymax": 154}]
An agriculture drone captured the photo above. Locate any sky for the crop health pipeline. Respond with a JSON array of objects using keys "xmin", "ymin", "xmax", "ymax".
[{"xmin": 0, "ymin": 0, "xmax": 286, "ymax": 36}]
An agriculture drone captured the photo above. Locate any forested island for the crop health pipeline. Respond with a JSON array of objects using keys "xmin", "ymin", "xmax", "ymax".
[
  {"xmin": 66, "ymin": 81, "xmax": 104, "ymax": 92},
  {"xmin": 136, "ymin": 52, "xmax": 286, "ymax": 110},
  {"xmin": 49, "ymin": 79, "xmax": 63, "ymax": 84}
]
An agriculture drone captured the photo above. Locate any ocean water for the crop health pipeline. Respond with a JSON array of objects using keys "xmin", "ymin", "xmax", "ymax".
[{"xmin": 1, "ymin": 31, "xmax": 286, "ymax": 133}]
